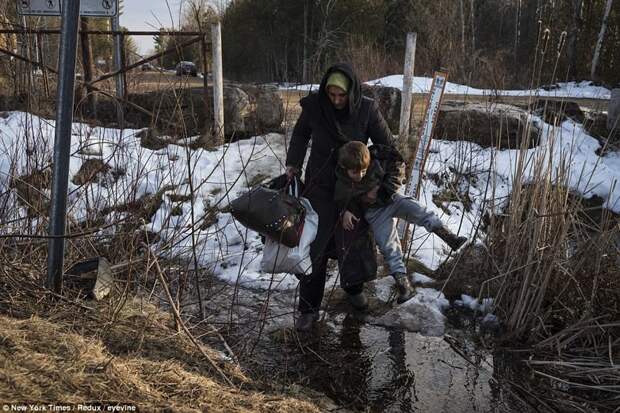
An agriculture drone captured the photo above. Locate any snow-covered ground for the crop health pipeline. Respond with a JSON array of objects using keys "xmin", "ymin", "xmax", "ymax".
[
  {"xmin": 1, "ymin": 103, "xmax": 619, "ymax": 332},
  {"xmin": 282, "ymin": 77, "xmax": 612, "ymax": 100}
]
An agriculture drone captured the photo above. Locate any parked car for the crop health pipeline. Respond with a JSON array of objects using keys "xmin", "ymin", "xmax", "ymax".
[
  {"xmin": 175, "ymin": 61, "xmax": 197, "ymax": 77},
  {"xmin": 141, "ymin": 63, "xmax": 155, "ymax": 71}
]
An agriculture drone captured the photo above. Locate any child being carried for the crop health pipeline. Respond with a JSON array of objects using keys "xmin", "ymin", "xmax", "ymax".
[{"xmin": 334, "ymin": 141, "xmax": 467, "ymax": 304}]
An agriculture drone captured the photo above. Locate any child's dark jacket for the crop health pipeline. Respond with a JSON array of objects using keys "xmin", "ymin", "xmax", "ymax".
[{"xmin": 334, "ymin": 144, "xmax": 406, "ymax": 216}]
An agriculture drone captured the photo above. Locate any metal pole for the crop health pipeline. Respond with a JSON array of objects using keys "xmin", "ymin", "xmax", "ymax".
[
  {"xmin": 211, "ymin": 21, "xmax": 224, "ymax": 145},
  {"xmin": 46, "ymin": 0, "xmax": 81, "ymax": 293},
  {"xmin": 111, "ymin": 14, "xmax": 125, "ymax": 126}
]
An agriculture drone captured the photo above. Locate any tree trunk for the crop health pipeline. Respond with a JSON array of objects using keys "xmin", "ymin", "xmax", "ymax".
[
  {"xmin": 591, "ymin": 0, "xmax": 613, "ymax": 81},
  {"xmin": 566, "ymin": 0, "xmax": 583, "ymax": 80},
  {"xmin": 470, "ymin": 0, "xmax": 476, "ymax": 52},
  {"xmin": 514, "ymin": 0, "xmax": 522, "ymax": 63},
  {"xmin": 460, "ymin": 0, "xmax": 466, "ymax": 54}
]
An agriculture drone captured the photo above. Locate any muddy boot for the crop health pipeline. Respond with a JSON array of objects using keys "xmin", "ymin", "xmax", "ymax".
[
  {"xmin": 433, "ymin": 226, "xmax": 468, "ymax": 251},
  {"xmin": 392, "ymin": 273, "xmax": 415, "ymax": 304},
  {"xmin": 347, "ymin": 292, "xmax": 369, "ymax": 311},
  {"xmin": 295, "ymin": 311, "xmax": 319, "ymax": 332}
]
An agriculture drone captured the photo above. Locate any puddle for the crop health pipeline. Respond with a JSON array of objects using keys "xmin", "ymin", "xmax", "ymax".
[
  {"xmin": 249, "ymin": 311, "xmax": 521, "ymax": 413},
  {"xmin": 184, "ymin": 280, "xmax": 527, "ymax": 412}
]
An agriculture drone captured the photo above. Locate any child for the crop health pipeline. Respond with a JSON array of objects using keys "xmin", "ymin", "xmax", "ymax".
[{"xmin": 334, "ymin": 141, "xmax": 467, "ymax": 304}]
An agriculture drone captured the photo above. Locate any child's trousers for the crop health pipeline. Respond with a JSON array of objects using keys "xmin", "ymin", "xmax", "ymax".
[{"xmin": 364, "ymin": 194, "xmax": 442, "ymax": 275}]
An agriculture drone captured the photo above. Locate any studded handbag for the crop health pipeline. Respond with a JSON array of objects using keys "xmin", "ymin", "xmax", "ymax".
[{"xmin": 229, "ymin": 176, "xmax": 306, "ymax": 248}]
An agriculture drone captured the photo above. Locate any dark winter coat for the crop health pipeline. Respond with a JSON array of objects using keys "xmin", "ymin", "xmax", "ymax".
[
  {"xmin": 285, "ymin": 63, "xmax": 395, "ymax": 287},
  {"xmin": 285, "ymin": 63, "xmax": 395, "ymax": 201},
  {"xmin": 334, "ymin": 144, "xmax": 406, "ymax": 217}
]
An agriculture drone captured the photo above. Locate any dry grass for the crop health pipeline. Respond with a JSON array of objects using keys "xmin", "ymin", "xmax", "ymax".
[
  {"xmin": 0, "ymin": 262, "xmax": 321, "ymax": 412},
  {"xmin": 480, "ymin": 111, "xmax": 620, "ymax": 411}
]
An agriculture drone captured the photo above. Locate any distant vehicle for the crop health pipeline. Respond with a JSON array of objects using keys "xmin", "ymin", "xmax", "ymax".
[
  {"xmin": 175, "ymin": 61, "xmax": 198, "ymax": 77},
  {"xmin": 141, "ymin": 63, "xmax": 155, "ymax": 71}
]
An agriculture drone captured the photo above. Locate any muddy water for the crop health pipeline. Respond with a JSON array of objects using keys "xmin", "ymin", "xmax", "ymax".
[
  {"xmin": 186, "ymin": 279, "xmax": 523, "ymax": 412},
  {"xmin": 250, "ymin": 310, "xmax": 519, "ymax": 413}
]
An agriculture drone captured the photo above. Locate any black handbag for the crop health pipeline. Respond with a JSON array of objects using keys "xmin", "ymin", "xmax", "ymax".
[{"xmin": 230, "ymin": 176, "xmax": 306, "ymax": 248}]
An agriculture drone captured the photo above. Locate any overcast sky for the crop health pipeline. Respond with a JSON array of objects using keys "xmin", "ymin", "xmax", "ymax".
[
  {"xmin": 122, "ymin": 1, "xmax": 226, "ymax": 54},
  {"xmin": 122, "ymin": 1, "xmax": 183, "ymax": 54}
]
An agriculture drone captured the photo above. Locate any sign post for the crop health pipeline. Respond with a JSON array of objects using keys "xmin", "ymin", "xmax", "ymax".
[
  {"xmin": 46, "ymin": 0, "xmax": 81, "ymax": 293},
  {"xmin": 399, "ymin": 71, "xmax": 449, "ymax": 254},
  {"xmin": 20, "ymin": 1, "xmax": 120, "ymax": 294}
]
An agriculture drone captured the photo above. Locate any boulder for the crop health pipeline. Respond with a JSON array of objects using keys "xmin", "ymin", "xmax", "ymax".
[
  {"xmin": 362, "ymin": 84, "xmax": 401, "ymax": 134},
  {"xmin": 531, "ymin": 99, "xmax": 585, "ymax": 124},
  {"xmin": 57, "ymin": 84, "xmax": 285, "ymax": 142},
  {"xmin": 242, "ymin": 84, "xmax": 285, "ymax": 132},
  {"xmin": 11, "ymin": 169, "xmax": 51, "ymax": 216},
  {"xmin": 223, "ymin": 86, "xmax": 251, "ymax": 137},
  {"xmin": 435, "ymin": 102, "xmax": 541, "ymax": 149},
  {"xmin": 136, "ymin": 128, "xmax": 172, "ymax": 150},
  {"xmin": 72, "ymin": 159, "xmax": 111, "ymax": 186}
]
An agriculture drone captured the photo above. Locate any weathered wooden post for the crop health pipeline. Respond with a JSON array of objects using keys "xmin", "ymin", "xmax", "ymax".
[
  {"xmin": 211, "ymin": 21, "xmax": 224, "ymax": 145},
  {"xmin": 36, "ymin": 32, "xmax": 50, "ymax": 98},
  {"xmin": 80, "ymin": 17, "xmax": 97, "ymax": 116},
  {"xmin": 399, "ymin": 32, "xmax": 417, "ymax": 159},
  {"xmin": 111, "ymin": 12, "xmax": 125, "ymax": 127},
  {"xmin": 201, "ymin": 35, "xmax": 210, "ymax": 138}
]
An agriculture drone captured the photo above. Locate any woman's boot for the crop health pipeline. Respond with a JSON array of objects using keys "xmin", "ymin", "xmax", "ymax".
[{"xmin": 392, "ymin": 273, "xmax": 415, "ymax": 304}]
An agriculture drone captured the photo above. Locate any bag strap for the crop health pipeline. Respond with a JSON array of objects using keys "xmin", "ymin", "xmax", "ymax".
[{"xmin": 286, "ymin": 175, "xmax": 300, "ymax": 198}]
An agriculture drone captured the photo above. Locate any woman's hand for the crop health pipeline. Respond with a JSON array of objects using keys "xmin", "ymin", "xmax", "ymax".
[
  {"xmin": 342, "ymin": 210, "xmax": 359, "ymax": 231},
  {"xmin": 285, "ymin": 165, "xmax": 299, "ymax": 179}
]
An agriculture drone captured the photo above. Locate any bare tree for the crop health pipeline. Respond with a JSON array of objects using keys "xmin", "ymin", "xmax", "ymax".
[
  {"xmin": 591, "ymin": 0, "xmax": 614, "ymax": 81},
  {"xmin": 514, "ymin": 0, "xmax": 522, "ymax": 63},
  {"xmin": 470, "ymin": 0, "xmax": 476, "ymax": 52},
  {"xmin": 460, "ymin": 0, "xmax": 466, "ymax": 54},
  {"xmin": 566, "ymin": 0, "xmax": 583, "ymax": 80}
]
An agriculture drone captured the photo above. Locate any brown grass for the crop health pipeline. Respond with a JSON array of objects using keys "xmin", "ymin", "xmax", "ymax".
[{"xmin": 0, "ymin": 264, "xmax": 321, "ymax": 412}]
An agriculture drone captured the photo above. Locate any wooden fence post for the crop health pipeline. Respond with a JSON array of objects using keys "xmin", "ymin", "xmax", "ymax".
[
  {"xmin": 399, "ymin": 32, "xmax": 417, "ymax": 160},
  {"xmin": 211, "ymin": 21, "xmax": 224, "ymax": 145}
]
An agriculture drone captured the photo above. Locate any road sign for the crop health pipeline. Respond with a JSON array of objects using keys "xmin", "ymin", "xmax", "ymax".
[{"xmin": 18, "ymin": 0, "xmax": 117, "ymax": 17}]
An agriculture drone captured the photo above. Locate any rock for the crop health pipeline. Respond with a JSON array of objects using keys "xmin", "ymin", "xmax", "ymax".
[
  {"xmin": 167, "ymin": 193, "xmax": 192, "ymax": 203},
  {"xmin": 223, "ymin": 86, "xmax": 251, "ymax": 137},
  {"xmin": 11, "ymin": 169, "xmax": 51, "ymax": 216},
  {"xmin": 435, "ymin": 102, "xmax": 540, "ymax": 149},
  {"xmin": 243, "ymin": 84, "xmax": 285, "ymax": 132},
  {"xmin": 531, "ymin": 99, "xmax": 585, "ymax": 124},
  {"xmin": 362, "ymin": 84, "xmax": 401, "ymax": 134},
  {"xmin": 584, "ymin": 111, "xmax": 620, "ymax": 154},
  {"xmin": 72, "ymin": 159, "xmax": 111, "ymax": 186},
  {"xmin": 373, "ymin": 288, "xmax": 449, "ymax": 336},
  {"xmin": 136, "ymin": 128, "xmax": 170, "ymax": 150}
]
